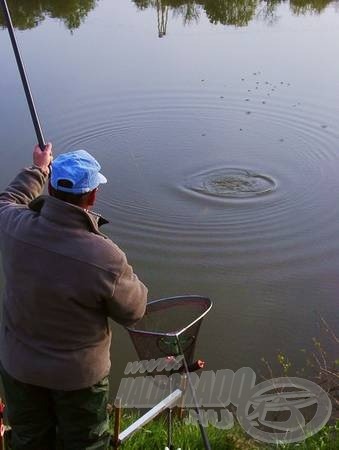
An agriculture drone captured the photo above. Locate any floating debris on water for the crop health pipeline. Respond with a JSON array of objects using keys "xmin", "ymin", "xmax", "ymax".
[
  {"xmin": 321, "ymin": 125, "xmax": 328, "ymax": 129},
  {"xmin": 186, "ymin": 168, "xmax": 277, "ymax": 199}
]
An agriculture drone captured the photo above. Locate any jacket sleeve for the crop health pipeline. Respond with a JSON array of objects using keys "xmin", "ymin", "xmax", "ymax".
[
  {"xmin": 106, "ymin": 258, "xmax": 148, "ymax": 327},
  {"xmin": 0, "ymin": 166, "xmax": 47, "ymax": 220}
]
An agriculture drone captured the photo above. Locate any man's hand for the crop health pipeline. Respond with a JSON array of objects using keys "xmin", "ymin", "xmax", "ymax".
[{"xmin": 33, "ymin": 143, "xmax": 53, "ymax": 174}]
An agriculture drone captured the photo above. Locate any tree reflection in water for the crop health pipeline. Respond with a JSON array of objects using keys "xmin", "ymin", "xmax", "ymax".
[
  {"xmin": 133, "ymin": 0, "xmax": 334, "ymax": 36},
  {"xmin": 0, "ymin": 0, "xmax": 97, "ymax": 30},
  {"xmin": 0, "ymin": 0, "xmax": 335, "ymax": 32}
]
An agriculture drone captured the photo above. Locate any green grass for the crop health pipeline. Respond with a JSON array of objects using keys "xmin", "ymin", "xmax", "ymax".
[
  {"xmin": 110, "ymin": 411, "xmax": 260, "ymax": 449},
  {"xmin": 110, "ymin": 412, "xmax": 338, "ymax": 449}
]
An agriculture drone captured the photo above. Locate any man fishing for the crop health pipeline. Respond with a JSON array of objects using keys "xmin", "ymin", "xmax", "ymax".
[{"xmin": 0, "ymin": 143, "xmax": 148, "ymax": 449}]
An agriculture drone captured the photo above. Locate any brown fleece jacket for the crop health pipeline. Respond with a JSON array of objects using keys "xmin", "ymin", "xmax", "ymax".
[{"xmin": 0, "ymin": 166, "xmax": 147, "ymax": 390}]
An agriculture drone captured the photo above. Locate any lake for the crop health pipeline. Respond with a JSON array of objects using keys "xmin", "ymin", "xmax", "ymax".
[{"xmin": 1, "ymin": 0, "xmax": 339, "ymax": 395}]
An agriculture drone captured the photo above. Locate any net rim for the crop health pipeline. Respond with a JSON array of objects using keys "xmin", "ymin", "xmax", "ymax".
[{"xmin": 125, "ymin": 295, "xmax": 213, "ymax": 337}]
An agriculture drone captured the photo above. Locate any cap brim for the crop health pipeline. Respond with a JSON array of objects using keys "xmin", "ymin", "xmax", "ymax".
[{"xmin": 98, "ymin": 173, "xmax": 107, "ymax": 185}]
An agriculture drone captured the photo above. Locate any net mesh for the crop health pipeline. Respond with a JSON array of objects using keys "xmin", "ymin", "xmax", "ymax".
[{"xmin": 126, "ymin": 296, "xmax": 212, "ymax": 364}]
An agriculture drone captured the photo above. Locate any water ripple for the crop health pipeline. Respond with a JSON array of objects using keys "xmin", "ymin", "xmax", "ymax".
[{"xmin": 48, "ymin": 85, "xmax": 339, "ymax": 277}]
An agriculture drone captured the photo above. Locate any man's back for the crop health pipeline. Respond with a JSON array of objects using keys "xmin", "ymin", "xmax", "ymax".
[
  {"xmin": 0, "ymin": 150, "xmax": 147, "ymax": 391},
  {"xmin": 0, "ymin": 145, "xmax": 147, "ymax": 449}
]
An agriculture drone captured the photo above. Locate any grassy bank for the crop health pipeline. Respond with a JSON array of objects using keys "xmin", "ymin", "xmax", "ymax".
[{"xmin": 110, "ymin": 412, "xmax": 338, "ymax": 449}]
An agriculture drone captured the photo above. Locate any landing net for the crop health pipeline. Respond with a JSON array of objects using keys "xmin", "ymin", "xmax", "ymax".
[{"xmin": 126, "ymin": 295, "xmax": 212, "ymax": 364}]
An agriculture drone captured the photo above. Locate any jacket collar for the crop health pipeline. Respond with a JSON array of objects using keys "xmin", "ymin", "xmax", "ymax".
[{"xmin": 29, "ymin": 195, "xmax": 109, "ymax": 236}]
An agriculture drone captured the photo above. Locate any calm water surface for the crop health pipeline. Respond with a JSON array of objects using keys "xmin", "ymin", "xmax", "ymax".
[{"xmin": 1, "ymin": 0, "xmax": 339, "ymax": 393}]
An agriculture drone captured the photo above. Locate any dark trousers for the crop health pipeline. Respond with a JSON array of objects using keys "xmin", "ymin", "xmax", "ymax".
[{"xmin": 0, "ymin": 364, "xmax": 110, "ymax": 450}]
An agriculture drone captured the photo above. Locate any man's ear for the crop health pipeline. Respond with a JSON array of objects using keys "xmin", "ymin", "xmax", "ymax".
[{"xmin": 87, "ymin": 189, "xmax": 97, "ymax": 207}]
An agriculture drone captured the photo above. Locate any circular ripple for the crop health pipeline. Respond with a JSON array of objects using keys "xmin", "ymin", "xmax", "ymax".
[
  {"xmin": 47, "ymin": 86, "xmax": 339, "ymax": 271},
  {"xmin": 186, "ymin": 168, "xmax": 277, "ymax": 198}
]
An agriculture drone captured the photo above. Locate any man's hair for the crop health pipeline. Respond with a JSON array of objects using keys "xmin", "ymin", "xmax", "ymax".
[{"xmin": 49, "ymin": 179, "xmax": 94, "ymax": 207}]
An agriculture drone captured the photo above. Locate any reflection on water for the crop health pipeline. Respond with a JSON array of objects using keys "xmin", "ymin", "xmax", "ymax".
[
  {"xmin": 0, "ymin": 0, "xmax": 98, "ymax": 30},
  {"xmin": 133, "ymin": 0, "xmax": 336, "ymax": 37},
  {"xmin": 0, "ymin": 0, "xmax": 336, "ymax": 31}
]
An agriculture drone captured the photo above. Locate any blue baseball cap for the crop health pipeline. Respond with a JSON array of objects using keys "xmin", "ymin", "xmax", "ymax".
[{"xmin": 50, "ymin": 150, "xmax": 107, "ymax": 194}]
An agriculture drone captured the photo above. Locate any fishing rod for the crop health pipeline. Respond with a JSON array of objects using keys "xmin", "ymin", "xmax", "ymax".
[{"xmin": 0, "ymin": 0, "xmax": 46, "ymax": 150}]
